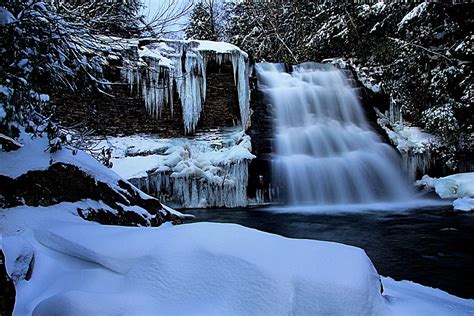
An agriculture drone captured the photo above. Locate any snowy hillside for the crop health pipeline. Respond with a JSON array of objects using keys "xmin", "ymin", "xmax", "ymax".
[{"xmin": 0, "ymin": 131, "xmax": 184, "ymax": 226}]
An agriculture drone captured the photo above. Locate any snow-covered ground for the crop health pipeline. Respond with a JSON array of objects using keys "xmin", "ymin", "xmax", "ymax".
[
  {"xmin": 0, "ymin": 130, "xmax": 121, "ymax": 185},
  {"xmin": 100, "ymin": 128, "xmax": 255, "ymax": 208},
  {"xmin": 1, "ymin": 202, "xmax": 473, "ymax": 315},
  {"xmin": 0, "ymin": 130, "xmax": 186, "ymax": 221},
  {"xmin": 416, "ymin": 172, "xmax": 474, "ymax": 211},
  {"xmin": 1, "ymin": 128, "xmax": 473, "ymax": 315}
]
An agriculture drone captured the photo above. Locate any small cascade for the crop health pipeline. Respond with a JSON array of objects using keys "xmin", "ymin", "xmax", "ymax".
[{"xmin": 256, "ymin": 62, "xmax": 413, "ymax": 206}]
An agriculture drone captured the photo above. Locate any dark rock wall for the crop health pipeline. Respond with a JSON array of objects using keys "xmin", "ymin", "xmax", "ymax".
[
  {"xmin": 247, "ymin": 69, "xmax": 280, "ymax": 203},
  {"xmin": 198, "ymin": 60, "xmax": 241, "ymax": 130},
  {"xmin": 52, "ymin": 59, "xmax": 241, "ymax": 137}
]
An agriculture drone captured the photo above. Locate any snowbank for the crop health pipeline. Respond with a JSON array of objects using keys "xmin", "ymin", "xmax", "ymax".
[
  {"xmin": 453, "ymin": 197, "xmax": 474, "ymax": 212},
  {"xmin": 102, "ymin": 128, "xmax": 255, "ymax": 208},
  {"xmin": 120, "ymin": 38, "xmax": 250, "ymax": 134},
  {"xmin": 0, "ymin": 130, "xmax": 119, "ymax": 184},
  {"xmin": 1, "ymin": 203, "xmax": 384, "ymax": 315},
  {"xmin": 415, "ymin": 173, "xmax": 474, "ymax": 199},
  {"xmin": 382, "ymin": 277, "xmax": 474, "ymax": 315},
  {"xmin": 415, "ymin": 173, "xmax": 474, "ymax": 211},
  {"xmin": 2, "ymin": 203, "xmax": 473, "ymax": 315}
]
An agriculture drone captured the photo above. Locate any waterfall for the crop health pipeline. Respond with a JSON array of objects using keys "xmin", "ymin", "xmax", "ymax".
[{"xmin": 256, "ymin": 62, "xmax": 413, "ymax": 205}]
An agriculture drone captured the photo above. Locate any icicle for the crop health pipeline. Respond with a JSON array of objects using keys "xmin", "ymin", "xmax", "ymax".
[
  {"xmin": 176, "ymin": 52, "xmax": 207, "ymax": 134},
  {"xmin": 389, "ymin": 95, "xmax": 403, "ymax": 125},
  {"xmin": 231, "ymin": 51, "xmax": 250, "ymax": 130},
  {"xmin": 120, "ymin": 59, "xmax": 140, "ymax": 94},
  {"xmin": 164, "ymin": 160, "xmax": 250, "ymax": 208},
  {"xmin": 121, "ymin": 40, "xmax": 250, "ymax": 134},
  {"xmin": 401, "ymin": 150, "xmax": 433, "ymax": 182}
]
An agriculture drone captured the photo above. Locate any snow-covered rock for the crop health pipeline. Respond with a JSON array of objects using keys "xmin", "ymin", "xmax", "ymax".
[
  {"xmin": 453, "ymin": 197, "xmax": 474, "ymax": 212},
  {"xmin": 398, "ymin": 3, "xmax": 429, "ymax": 30},
  {"xmin": 415, "ymin": 173, "xmax": 474, "ymax": 211},
  {"xmin": 415, "ymin": 173, "xmax": 474, "ymax": 199},
  {"xmin": 0, "ymin": 131, "xmax": 185, "ymax": 226}
]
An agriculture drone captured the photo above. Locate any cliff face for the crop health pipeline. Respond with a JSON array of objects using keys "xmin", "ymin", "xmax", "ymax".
[{"xmin": 52, "ymin": 39, "xmax": 250, "ymax": 137}]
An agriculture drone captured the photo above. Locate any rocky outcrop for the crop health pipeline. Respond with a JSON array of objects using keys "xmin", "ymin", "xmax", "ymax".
[
  {"xmin": 0, "ymin": 162, "xmax": 182, "ymax": 226},
  {"xmin": 0, "ymin": 250, "xmax": 16, "ymax": 316},
  {"xmin": 52, "ymin": 39, "xmax": 249, "ymax": 137},
  {"xmin": 247, "ymin": 69, "xmax": 278, "ymax": 204}
]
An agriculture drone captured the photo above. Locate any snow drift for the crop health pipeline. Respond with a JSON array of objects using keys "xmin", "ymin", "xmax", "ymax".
[{"xmin": 2, "ymin": 202, "xmax": 474, "ymax": 315}]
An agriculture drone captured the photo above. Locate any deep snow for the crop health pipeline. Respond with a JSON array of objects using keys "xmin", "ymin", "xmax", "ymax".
[
  {"xmin": 2, "ymin": 202, "xmax": 474, "ymax": 315},
  {"xmin": 1, "ymin": 131, "xmax": 473, "ymax": 315}
]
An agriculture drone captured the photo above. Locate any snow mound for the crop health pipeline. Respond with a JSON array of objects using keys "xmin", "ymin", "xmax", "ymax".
[
  {"xmin": 382, "ymin": 277, "xmax": 474, "ymax": 315},
  {"xmin": 2, "ymin": 203, "xmax": 385, "ymax": 315},
  {"xmin": 415, "ymin": 173, "xmax": 474, "ymax": 199},
  {"xmin": 0, "ymin": 130, "xmax": 119, "ymax": 184},
  {"xmin": 453, "ymin": 197, "xmax": 474, "ymax": 212},
  {"xmin": 2, "ymin": 203, "xmax": 473, "ymax": 315}
]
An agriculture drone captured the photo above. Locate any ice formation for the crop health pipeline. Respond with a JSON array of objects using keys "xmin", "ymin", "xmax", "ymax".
[
  {"xmin": 102, "ymin": 128, "xmax": 255, "ymax": 208},
  {"xmin": 376, "ymin": 107, "xmax": 440, "ymax": 182},
  {"xmin": 453, "ymin": 196, "xmax": 474, "ymax": 212},
  {"xmin": 120, "ymin": 39, "xmax": 250, "ymax": 134},
  {"xmin": 415, "ymin": 172, "xmax": 474, "ymax": 211}
]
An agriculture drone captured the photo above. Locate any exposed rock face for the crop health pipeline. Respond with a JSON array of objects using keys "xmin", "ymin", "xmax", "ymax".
[
  {"xmin": 52, "ymin": 39, "xmax": 249, "ymax": 137},
  {"xmin": 0, "ymin": 250, "xmax": 16, "ymax": 316},
  {"xmin": 0, "ymin": 163, "xmax": 182, "ymax": 226},
  {"xmin": 247, "ymin": 70, "xmax": 278, "ymax": 204}
]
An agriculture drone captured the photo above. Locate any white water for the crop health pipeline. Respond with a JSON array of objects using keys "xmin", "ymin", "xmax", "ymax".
[{"xmin": 256, "ymin": 62, "xmax": 413, "ymax": 205}]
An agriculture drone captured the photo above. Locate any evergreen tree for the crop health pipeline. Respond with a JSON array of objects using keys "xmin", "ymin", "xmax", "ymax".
[
  {"xmin": 50, "ymin": 0, "xmax": 146, "ymax": 38},
  {"xmin": 227, "ymin": 2, "xmax": 472, "ymax": 169},
  {"xmin": 185, "ymin": 3, "xmax": 217, "ymax": 41}
]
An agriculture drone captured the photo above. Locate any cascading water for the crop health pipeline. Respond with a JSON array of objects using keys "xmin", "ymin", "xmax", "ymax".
[{"xmin": 256, "ymin": 62, "xmax": 413, "ymax": 205}]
